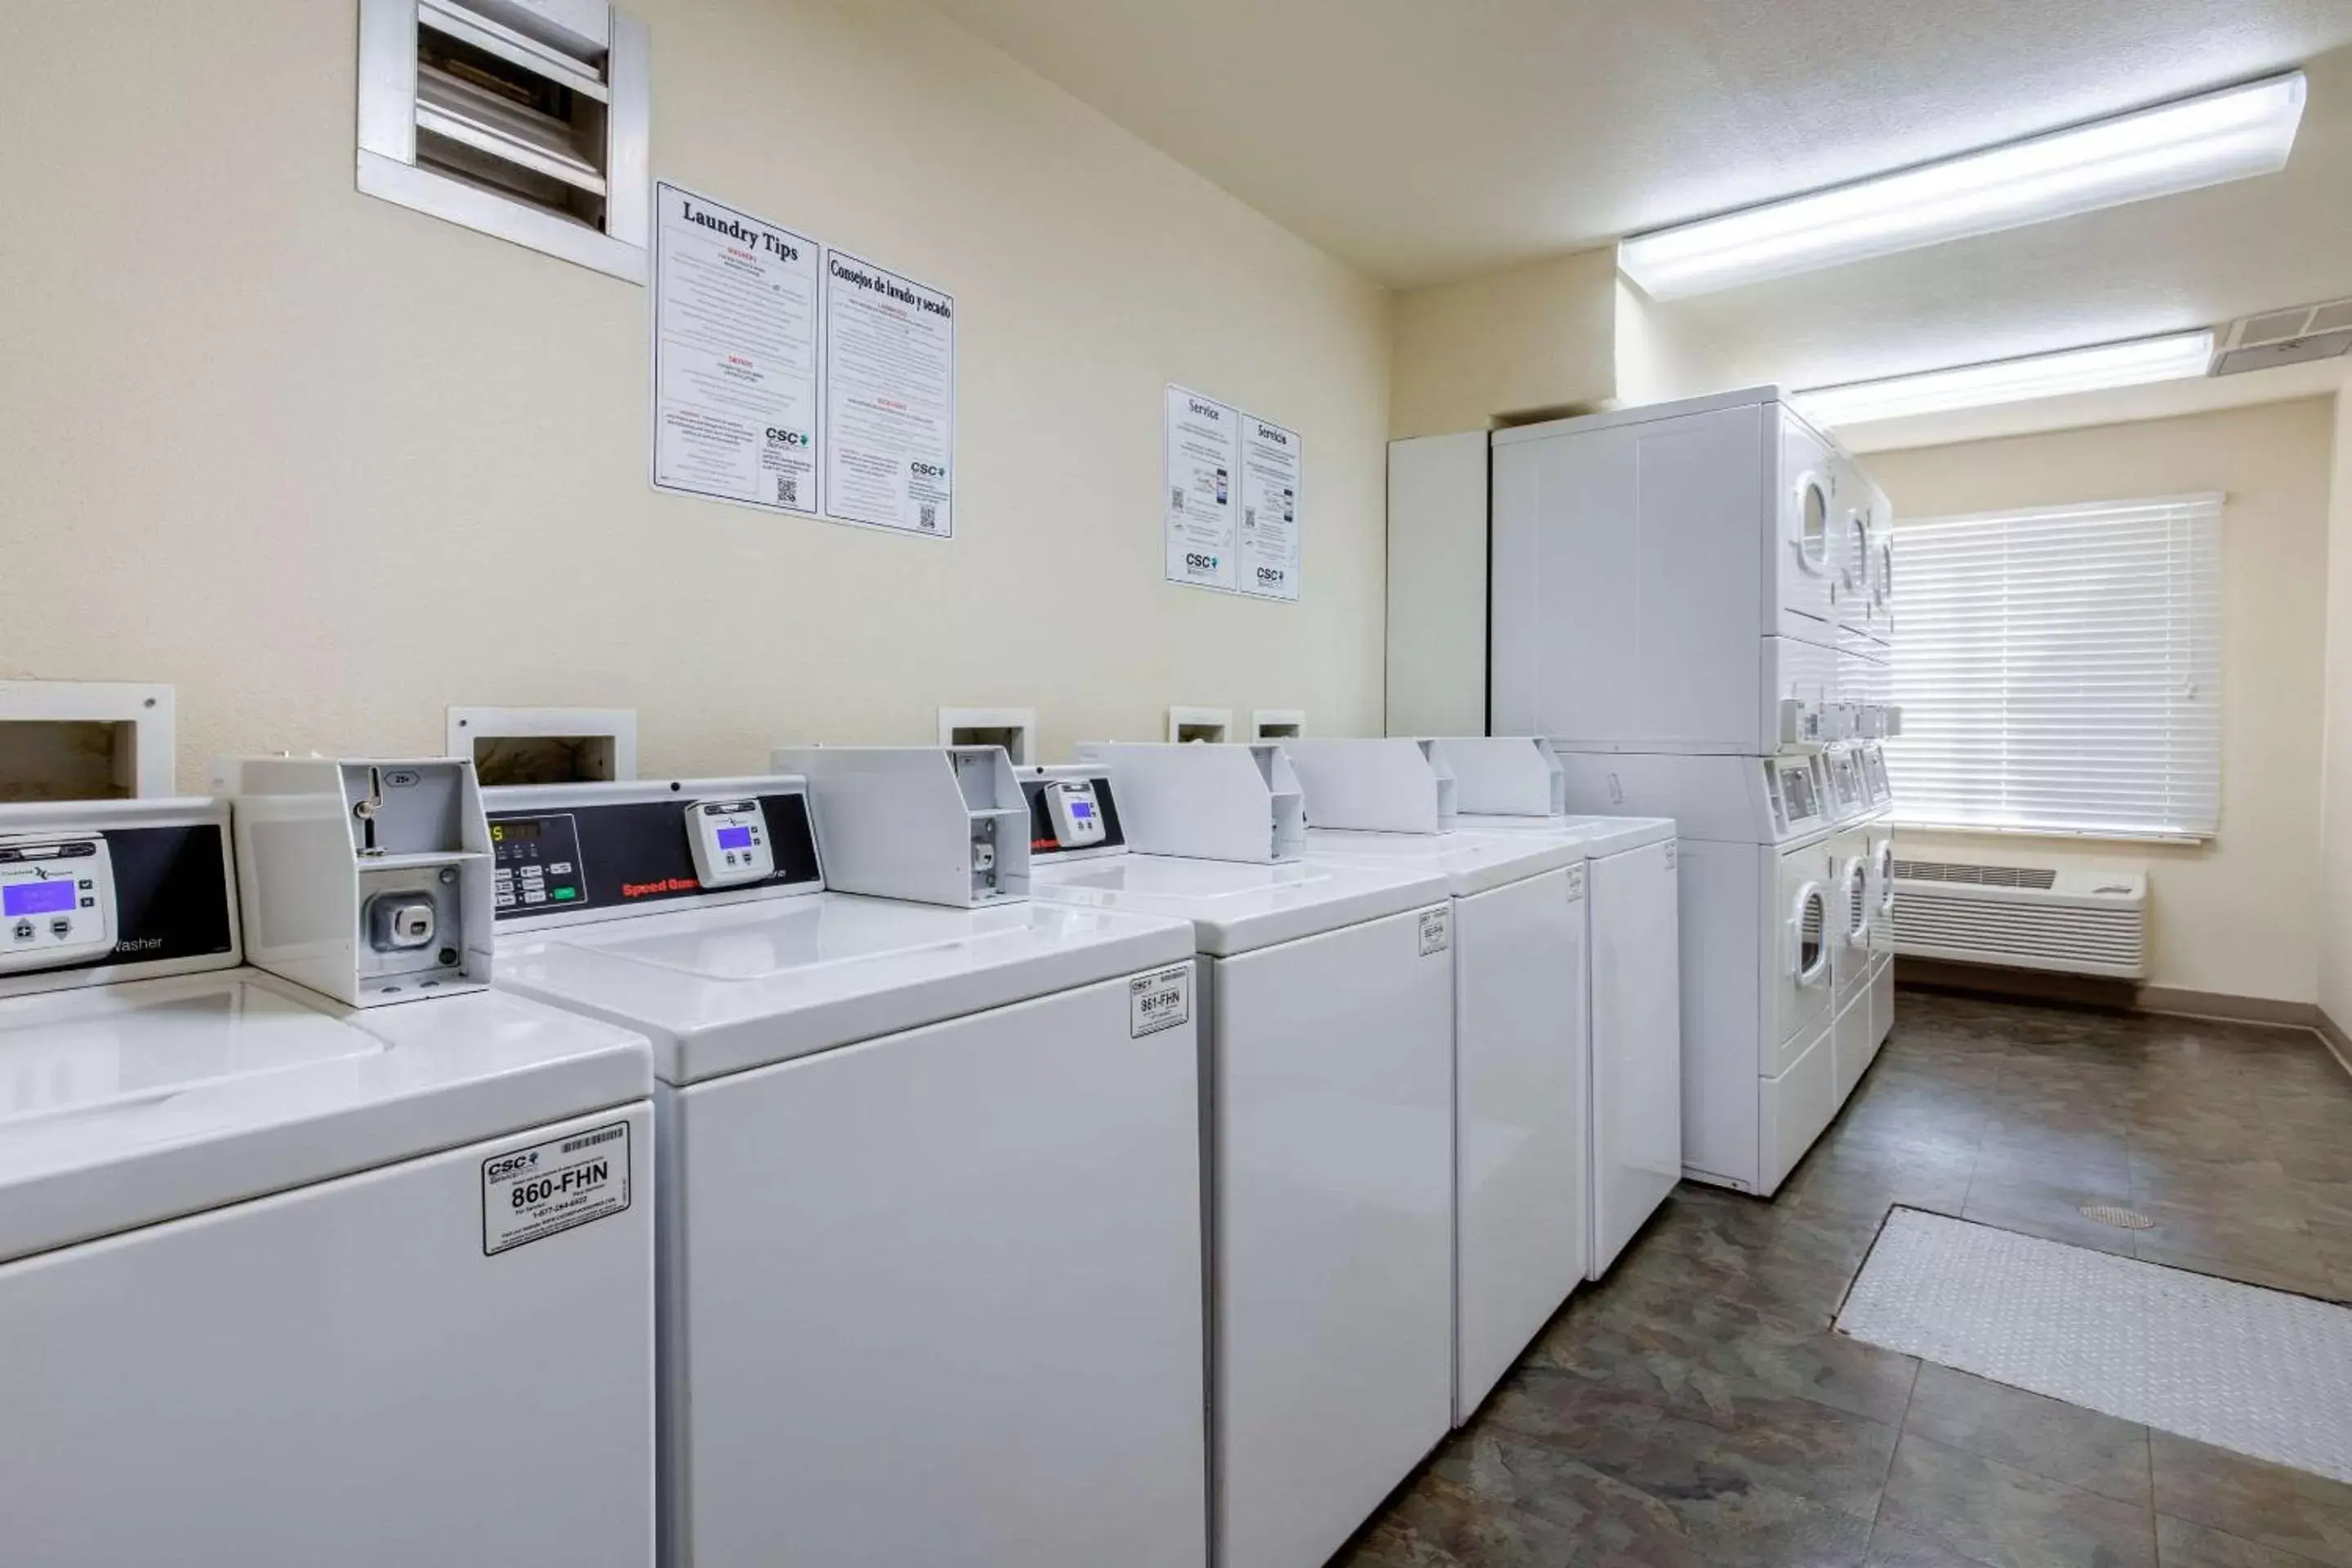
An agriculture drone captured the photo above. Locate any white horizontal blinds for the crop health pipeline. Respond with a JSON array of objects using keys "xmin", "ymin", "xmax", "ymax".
[{"xmin": 1888, "ymin": 493, "xmax": 2221, "ymax": 840}]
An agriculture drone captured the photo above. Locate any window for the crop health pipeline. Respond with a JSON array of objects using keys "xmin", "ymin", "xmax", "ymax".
[{"xmin": 1888, "ymin": 493, "xmax": 2221, "ymax": 840}]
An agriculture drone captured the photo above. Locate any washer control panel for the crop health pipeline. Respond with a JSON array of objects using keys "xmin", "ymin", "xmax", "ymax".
[
  {"xmin": 687, "ymin": 800, "xmax": 773, "ymax": 888},
  {"xmin": 1043, "ymin": 779, "xmax": 1107, "ymax": 849},
  {"xmin": 492, "ymin": 813, "xmax": 586, "ymax": 911},
  {"xmin": 0, "ymin": 835, "xmax": 117, "ymax": 972}
]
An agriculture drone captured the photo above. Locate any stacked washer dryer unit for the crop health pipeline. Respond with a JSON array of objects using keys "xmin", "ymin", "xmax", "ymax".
[
  {"xmin": 1025, "ymin": 742, "xmax": 1455, "ymax": 1568},
  {"xmin": 1490, "ymin": 386, "xmax": 1901, "ymax": 1197},
  {"xmin": 0, "ymin": 760, "xmax": 658, "ymax": 1568},
  {"xmin": 488, "ymin": 750, "xmax": 1209, "ymax": 1568},
  {"xmin": 1279, "ymin": 736, "xmax": 1592, "ymax": 1424},
  {"xmin": 1424, "ymin": 734, "xmax": 1683, "ymax": 1275}
]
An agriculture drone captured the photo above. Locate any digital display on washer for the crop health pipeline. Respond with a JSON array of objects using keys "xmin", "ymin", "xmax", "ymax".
[
  {"xmin": 716, "ymin": 826, "xmax": 754, "ymax": 851},
  {"xmin": 3, "ymin": 880, "xmax": 76, "ymax": 917},
  {"xmin": 1069, "ymin": 801, "xmax": 1093, "ymax": 821}
]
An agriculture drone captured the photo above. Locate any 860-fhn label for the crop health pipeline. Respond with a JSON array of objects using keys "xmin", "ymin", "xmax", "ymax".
[{"xmin": 482, "ymin": 1122, "xmax": 632, "ymax": 1257}]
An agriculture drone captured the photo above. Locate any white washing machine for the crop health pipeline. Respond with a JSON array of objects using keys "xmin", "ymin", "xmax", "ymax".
[
  {"xmin": 1554, "ymin": 751, "xmax": 1855, "ymax": 1196},
  {"xmin": 489, "ymin": 760, "xmax": 1208, "ymax": 1568},
  {"xmin": 1026, "ymin": 745, "xmax": 1455, "ymax": 1568},
  {"xmin": 1490, "ymin": 387, "xmax": 1891, "ymax": 754},
  {"xmin": 1438, "ymin": 804, "xmax": 1682, "ymax": 1276},
  {"xmin": 0, "ymin": 777, "xmax": 658, "ymax": 1568},
  {"xmin": 1280, "ymin": 742, "xmax": 1588, "ymax": 1423}
]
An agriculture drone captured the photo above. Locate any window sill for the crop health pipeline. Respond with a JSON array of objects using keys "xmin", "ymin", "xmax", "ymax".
[{"xmin": 1889, "ymin": 820, "xmax": 2212, "ymax": 848}]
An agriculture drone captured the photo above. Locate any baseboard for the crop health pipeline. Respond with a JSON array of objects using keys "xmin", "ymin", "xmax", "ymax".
[
  {"xmin": 1895, "ymin": 958, "xmax": 2329, "ymax": 1036},
  {"xmin": 2319, "ymin": 1009, "xmax": 2352, "ymax": 1077}
]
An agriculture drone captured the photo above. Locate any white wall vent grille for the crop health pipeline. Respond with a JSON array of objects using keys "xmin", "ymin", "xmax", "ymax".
[
  {"xmin": 1891, "ymin": 863, "xmax": 2148, "ymax": 979},
  {"xmin": 358, "ymin": 0, "xmax": 650, "ymax": 283}
]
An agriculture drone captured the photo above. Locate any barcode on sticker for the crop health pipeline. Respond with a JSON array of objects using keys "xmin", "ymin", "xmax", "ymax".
[
  {"xmin": 1419, "ymin": 908, "xmax": 1451, "ymax": 956},
  {"xmin": 777, "ymin": 476, "xmax": 799, "ymax": 507},
  {"xmin": 1129, "ymin": 964, "xmax": 1192, "ymax": 1038}
]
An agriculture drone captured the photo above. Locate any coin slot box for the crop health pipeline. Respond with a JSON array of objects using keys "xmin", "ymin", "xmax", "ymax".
[{"xmin": 216, "ymin": 755, "xmax": 494, "ymax": 1007}]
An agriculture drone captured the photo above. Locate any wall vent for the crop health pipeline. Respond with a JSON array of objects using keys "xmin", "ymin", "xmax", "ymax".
[
  {"xmin": 358, "ymin": 0, "xmax": 650, "ymax": 283},
  {"xmin": 2212, "ymin": 296, "xmax": 2352, "ymax": 376},
  {"xmin": 1891, "ymin": 862, "xmax": 2147, "ymax": 979}
]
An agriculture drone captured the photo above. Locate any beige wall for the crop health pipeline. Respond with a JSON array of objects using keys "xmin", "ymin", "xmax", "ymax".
[
  {"xmin": 1871, "ymin": 399, "xmax": 2335, "ymax": 1005},
  {"xmin": 2320, "ymin": 394, "xmax": 2352, "ymax": 1027},
  {"xmin": 1611, "ymin": 278, "xmax": 1732, "ymax": 408},
  {"xmin": 0, "ymin": 0, "xmax": 1393, "ymax": 783},
  {"xmin": 1388, "ymin": 247, "xmax": 1615, "ymax": 439}
]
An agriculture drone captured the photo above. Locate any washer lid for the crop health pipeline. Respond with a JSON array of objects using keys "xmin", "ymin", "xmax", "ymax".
[
  {"xmin": 1458, "ymin": 814, "xmax": 1679, "ymax": 857},
  {"xmin": 1029, "ymin": 853, "xmax": 1449, "ymax": 958},
  {"xmin": 0, "ymin": 969, "xmax": 652, "ymax": 1264},
  {"xmin": 1303, "ymin": 827, "xmax": 1579, "ymax": 898},
  {"xmin": 493, "ymin": 892, "xmax": 1196, "ymax": 1085}
]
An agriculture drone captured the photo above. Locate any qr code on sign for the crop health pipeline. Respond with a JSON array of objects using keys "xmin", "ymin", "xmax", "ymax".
[
  {"xmin": 776, "ymin": 476, "xmax": 799, "ymax": 507},
  {"xmin": 1169, "ymin": 487, "xmax": 1185, "ymax": 510},
  {"xmin": 918, "ymin": 503, "xmax": 938, "ymax": 530}
]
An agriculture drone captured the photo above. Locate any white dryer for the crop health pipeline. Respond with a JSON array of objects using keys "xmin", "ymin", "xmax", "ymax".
[
  {"xmin": 1553, "ymin": 751, "xmax": 1855, "ymax": 1196},
  {"xmin": 1860, "ymin": 742, "xmax": 1898, "ymax": 1049},
  {"xmin": 488, "ymin": 760, "xmax": 1209, "ymax": 1568},
  {"xmin": 0, "ymin": 780, "xmax": 658, "ymax": 1568},
  {"xmin": 1026, "ymin": 745, "xmax": 1455, "ymax": 1568},
  {"xmin": 1490, "ymin": 387, "xmax": 1891, "ymax": 754}
]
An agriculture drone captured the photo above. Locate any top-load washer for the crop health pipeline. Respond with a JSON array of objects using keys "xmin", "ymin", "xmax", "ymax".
[
  {"xmin": 1280, "ymin": 737, "xmax": 1589, "ymax": 1424},
  {"xmin": 1027, "ymin": 742, "xmax": 1455, "ymax": 1568},
  {"xmin": 1429, "ymin": 737, "xmax": 1682, "ymax": 1276},
  {"xmin": 1490, "ymin": 387, "xmax": 1892, "ymax": 754},
  {"xmin": 0, "ymin": 764, "xmax": 658, "ymax": 1568},
  {"xmin": 489, "ymin": 753, "xmax": 1209, "ymax": 1568},
  {"xmin": 1551, "ymin": 750, "xmax": 1861, "ymax": 1196}
]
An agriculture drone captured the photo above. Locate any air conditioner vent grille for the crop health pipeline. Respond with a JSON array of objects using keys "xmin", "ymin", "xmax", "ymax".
[
  {"xmin": 1891, "ymin": 862, "xmax": 2147, "ymax": 980},
  {"xmin": 1892, "ymin": 859, "xmax": 2056, "ymax": 889}
]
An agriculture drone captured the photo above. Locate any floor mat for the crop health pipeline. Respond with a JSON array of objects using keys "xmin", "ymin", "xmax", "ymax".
[{"xmin": 1838, "ymin": 1206, "xmax": 2352, "ymax": 1482}]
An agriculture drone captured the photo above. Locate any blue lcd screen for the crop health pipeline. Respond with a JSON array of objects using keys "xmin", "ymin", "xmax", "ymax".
[
  {"xmin": 716, "ymin": 826, "xmax": 754, "ymax": 850},
  {"xmin": 3, "ymin": 880, "xmax": 76, "ymax": 917},
  {"xmin": 1070, "ymin": 801, "xmax": 1093, "ymax": 819}
]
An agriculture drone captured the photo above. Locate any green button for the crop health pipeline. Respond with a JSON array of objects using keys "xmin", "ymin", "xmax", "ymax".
[{"xmin": 552, "ymin": 887, "xmax": 579, "ymax": 901}]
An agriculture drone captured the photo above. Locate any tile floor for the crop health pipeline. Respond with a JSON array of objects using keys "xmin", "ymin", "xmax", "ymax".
[{"xmin": 1340, "ymin": 988, "xmax": 2352, "ymax": 1567}]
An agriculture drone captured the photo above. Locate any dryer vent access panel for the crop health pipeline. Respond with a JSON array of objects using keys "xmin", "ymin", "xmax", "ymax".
[{"xmin": 359, "ymin": 0, "xmax": 651, "ymax": 282}]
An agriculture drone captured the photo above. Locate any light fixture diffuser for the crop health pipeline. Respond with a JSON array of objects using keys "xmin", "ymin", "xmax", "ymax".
[
  {"xmin": 1793, "ymin": 331, "xmax": 2216, "ymax": 428},
  {"xmin": 1621, "ymin": 73, "xmax": 2305, "ymax": 299}
]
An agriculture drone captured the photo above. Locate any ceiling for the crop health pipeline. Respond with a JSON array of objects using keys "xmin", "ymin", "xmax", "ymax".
[{"xmin": 925, "ymin": 0, "xmax": 2352, "ymax": 401}]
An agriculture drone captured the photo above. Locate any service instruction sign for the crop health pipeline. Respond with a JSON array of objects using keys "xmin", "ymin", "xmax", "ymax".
[
  {"xmin": 652, "ymin": 183, "xmax": 823, "ymax": 516},
  {"xmin": 1164, "ymin": 385, "xmax": 1240, "ymax": 590},
  {"xmin": 823, "ymin": 249, "xmax": 956, "ymax": 538},
  {"xmin": 482, "ymin": 1121, "xmax": 633, "ymax": 1257},
  {"xmin": 1236, "ymin": 415, "xmax": 1302, "ymax": 600}
]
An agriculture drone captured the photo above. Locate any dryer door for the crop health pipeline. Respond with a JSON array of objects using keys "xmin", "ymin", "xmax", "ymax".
[
  {"xmin": 1777, "ymin": 414, "xmax": 1838, "ymax": 642},
  {"xmin": 1774, "ymin": 846, "xmax": 1834, "ymax": 1058},
  {"xmin": 1833, "ymin": 847, "xmax": 1872, "ymax": 1001}
]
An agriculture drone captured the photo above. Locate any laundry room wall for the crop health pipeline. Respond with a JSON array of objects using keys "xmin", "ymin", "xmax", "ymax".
[
  {"xmin": 0, "ymin": 0, "xmax": 1392, "ymax": 782},
  {"xmin": 1869, "ymin": 398, "xmax": 2336, "ymax": 1008},
  {"xmin": 1388, "ymin": 247, "xmax": 1618, "ymax": 439},
  {"xmin": 2318, "ymin": 390, "xmax": 2352, "ymax": 1040}
]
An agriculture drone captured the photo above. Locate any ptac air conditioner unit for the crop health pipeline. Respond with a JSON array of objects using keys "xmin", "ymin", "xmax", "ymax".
[{"xmin": 1891, "ymin": 861, "xmax": 2148, "ymax": 980}]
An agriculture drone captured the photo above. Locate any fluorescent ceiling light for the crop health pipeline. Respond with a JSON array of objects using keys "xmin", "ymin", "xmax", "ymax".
[
  {"xmin": 1794, "ymin": 331, "xmax": 2216, "ymax": 427},
  {"xmin": 1620, "ymin": 73, "xmax": 2305, "ymax": 299}
]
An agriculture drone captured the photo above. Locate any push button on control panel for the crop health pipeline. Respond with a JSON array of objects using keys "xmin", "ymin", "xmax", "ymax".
[{"xmin": 488, "ymin": 813, "xmax": 587, "ymax": 916}]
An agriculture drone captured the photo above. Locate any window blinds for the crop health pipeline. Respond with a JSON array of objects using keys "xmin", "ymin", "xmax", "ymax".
[{"xmin": 1887, "ymin": 493, "xmax": 2221, "ymax": 840}]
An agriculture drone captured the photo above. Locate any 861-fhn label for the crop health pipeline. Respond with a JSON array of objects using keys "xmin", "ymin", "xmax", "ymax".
[
  {"xmin": 482, "ymin": 1122, "xmax": 631, "ymax": 1257},
  {"xmin": 1129, "ymin": 964, "xmax": 1192, "ymax": 1038}
]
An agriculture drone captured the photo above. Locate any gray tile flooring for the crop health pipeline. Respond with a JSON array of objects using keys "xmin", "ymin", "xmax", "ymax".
[{"xmin": 1339, "ymin": 989, "xmax": 2352, "ymax": 1567}]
